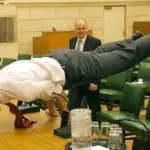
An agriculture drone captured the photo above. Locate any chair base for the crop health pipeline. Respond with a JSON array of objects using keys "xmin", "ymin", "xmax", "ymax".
[
  {"xmin": 18, "ymin": 103, "xmax": 40, "ymax": 114},
  {"xmin": 54, "ymin": 125, "xmax": 71, "ymax": 139}
]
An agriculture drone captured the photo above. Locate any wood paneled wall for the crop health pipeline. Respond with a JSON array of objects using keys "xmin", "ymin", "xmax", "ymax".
[
  {"xmin": 33, "ymin": 30, "xmax": 92, "ymax": 55},
  {"xmin": 133, "ymin": 21, "xmax": 150, "ymax": 35}
]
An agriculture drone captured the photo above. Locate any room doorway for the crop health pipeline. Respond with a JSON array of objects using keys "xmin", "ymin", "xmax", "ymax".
[{"xmin": 104, "ymin": 6, "xmax": 125, "ymax": 43}]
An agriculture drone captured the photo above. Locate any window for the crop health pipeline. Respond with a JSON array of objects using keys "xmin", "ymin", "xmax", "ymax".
[{"xmin": 0, "ymin": 17, "xmax": 14, "ymax": 43}]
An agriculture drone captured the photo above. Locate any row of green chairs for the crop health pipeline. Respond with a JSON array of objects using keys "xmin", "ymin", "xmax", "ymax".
[
  {"xmin": 132, "ymin": 57, "xmax": 150, "ymax": 80},
  {"xmin": 2, "ymin": 58, "xmax": 16, "ymax": 65},
  {"xmin": 18, "ymin": 54, "xmax": 31, "ymax": 60},
  {"xmin": 100, "ymin": 61, "xmax": 150, "ymax": 111},
  {"xmin": 0, "ymin": 54, "xmax": 43, "ymax": 70},
  {"xmin": 18, "ymin": 54, "xmax": 43, "ymax": 60},
  {"xmin": 0, "ymin": 58, "xmax": 17, "ymax": 69},
  {"xmin": 18, "ymin": 54, "xmax": 42, "ymax": 60}
]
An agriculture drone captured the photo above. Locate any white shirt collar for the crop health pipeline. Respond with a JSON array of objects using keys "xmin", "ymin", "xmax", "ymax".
[
  {"xmin": 75, "ymin": 35, "xmax": 87, "ymax": 51},
  {"xmin": 77, "ymin": 34, "xmax": 87, "ymax": 44}
]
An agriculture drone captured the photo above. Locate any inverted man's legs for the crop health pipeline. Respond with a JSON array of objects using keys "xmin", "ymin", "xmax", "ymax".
[{"xmin": 82, "ymin": 35, "xmax": 150, "ymax": 82}]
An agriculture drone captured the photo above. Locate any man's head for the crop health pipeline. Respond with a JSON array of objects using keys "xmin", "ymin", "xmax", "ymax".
[{"xmin": 74, "ymin": 19, "xmax": 88, "ymax": 39}]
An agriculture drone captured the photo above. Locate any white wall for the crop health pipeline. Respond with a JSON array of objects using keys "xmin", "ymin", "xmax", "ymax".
[
  {"xmin": 0, "ymin": 4, "xmax": 18, "ymax": 59},
  {"xmin": 4, "ymin": 0, "xmax": 150, "ymax": 3},
  {"xmin": 17, "ymin": 5, "xmax": 103, "ymax": 54},
  {"xmin": 0, "ymin": 0, "xmax": 150, "ymax": 57},
  {"xmin": 126, "ymin": 5, "xmax": 150, "ymax": 37}
]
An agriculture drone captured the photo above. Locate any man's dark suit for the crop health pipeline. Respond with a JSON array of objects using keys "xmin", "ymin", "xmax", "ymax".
[{"xmin": 68, "ymin": 34, "xmax": 102, "ymax": 121}]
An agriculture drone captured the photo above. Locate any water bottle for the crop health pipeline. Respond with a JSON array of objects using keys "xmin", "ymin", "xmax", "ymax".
[{"xmin": 71, "ymin": 109, "xmax": 92, "ymax": 150}]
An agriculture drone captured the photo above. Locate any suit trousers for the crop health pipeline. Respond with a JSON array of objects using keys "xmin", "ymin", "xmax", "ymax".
[{"xmin": 68, "ymin": 83, "xmax": 101, "ymax": 121}]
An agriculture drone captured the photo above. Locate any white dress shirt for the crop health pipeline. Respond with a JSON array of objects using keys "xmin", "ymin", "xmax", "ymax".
[
  {"xmin": 75, "ymin": 35, "xmax": 87, "ymax": 51},
  {"xmin": 0, "ymin": 57, "xmax": 65, "ymax": 103}
]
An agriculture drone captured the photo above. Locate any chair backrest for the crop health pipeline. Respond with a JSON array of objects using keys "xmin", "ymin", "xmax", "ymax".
[
  {"xmin": 142, "ymin": 57, "xmax": 150, "ymax": 63},
  {"xmin": 32, "ymin": 54, "xmax": 42, "ymax": 58},
  {"xmin": 0, "ymin": 65, "xmax": 6, "ymax": 69},
  {"xmin": 146, "ymin": 98, "xmax": 150, "ymax": 119},
  {"xmin": 126, "ymin": 67, "xmax": 134, "ymax": 82},
  {"xmin": 120, "ymin": 82, "xmax": 146, "ymax": 117},
  {"xmin": 18, "ymin": 54, "xmax": 31, "ymax": 60},
  {"xmin": 138, "ymin": 63, "xmax": 150, "ymax": 82},
  {"xmin": 106, "ymin": 70, "xmax": 128, "ymax": 91},
  {"xmin": 2, "ymin": 58, "xmax": 16, "ymax": 65}
]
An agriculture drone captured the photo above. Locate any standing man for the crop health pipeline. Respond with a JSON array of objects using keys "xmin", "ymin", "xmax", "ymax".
[{"xmin": 68, "ymin": 19, "xmax": 102, "ymax": 121}]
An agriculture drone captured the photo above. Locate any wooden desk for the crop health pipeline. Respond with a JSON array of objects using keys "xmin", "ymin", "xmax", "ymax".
[
  {"xmin": 133, "ymin": 21, "xmax": 150, "ymax": 35},
  {"xmin": 33, "ymin": 30, "xmax": 92, "ymax": 55}
]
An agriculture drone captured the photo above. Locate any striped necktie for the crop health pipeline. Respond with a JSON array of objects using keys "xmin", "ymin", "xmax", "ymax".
[{"xmin": 76, "ymin": 40, "xmax": 82, "ymax": 51}]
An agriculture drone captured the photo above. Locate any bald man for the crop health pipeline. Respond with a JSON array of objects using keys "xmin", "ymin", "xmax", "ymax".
[{"xmin": 69, "ymin": 19, "xmax": 102, "ymax": 121}]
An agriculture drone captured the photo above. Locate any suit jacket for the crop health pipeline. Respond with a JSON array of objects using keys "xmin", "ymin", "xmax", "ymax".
[
  {"xmin": 69, "ymin": 35, "xmax": 102, "ymax": 51},
  {"xmin": 69, "ymin": 35, "xmax": 102, "ymax": 86}
]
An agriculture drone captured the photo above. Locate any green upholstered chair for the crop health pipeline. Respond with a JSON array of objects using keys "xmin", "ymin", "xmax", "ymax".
[
  {"xmin": 142, "ymin": 57, "xmax": 150, "ymax": 63},
  {"xmin": 138, "ymin": 63, "xmax": 150, "ymax": 82},
  {"xmin": 138, "ymin": 62, "xmax": 150, "ymax": 109},
  {"xmin": 18, "ymin": 54, "xmax": 31, "ymax": 60},
  {"xmin": 99, "ymin": 70, "xmax": 131, "ymax": 110},
  {"xmin": 138, "ymin": 63, "xmax": 150, "ymax": 88},
  {"xmin": 0, "ymin": 65, "xmax": 6, "ymax": 69},
  {"xmin": 132, "ymin": 70, "xmax": 139, "ymax": 81},
  {"xmin": 97, "ymin": 82, "xmax": 146, "ymax": 125},
  {"xmin": 126, "ymin": 67, "xmax": 135, "ymax": 82},
  {"xmin": 132, "ymin": 58, "xmax": 150, "ymax": 81},
  {"xmin": 120, "ymin": 98, "xmax": 150, "ymax": 139},
  {"xmin": 32, "ymin": 54, "xmax": 42, "ymax": 58},
  {"xmin": 2, "ymin": 58, "xmax": 16, "ymax": 65}
]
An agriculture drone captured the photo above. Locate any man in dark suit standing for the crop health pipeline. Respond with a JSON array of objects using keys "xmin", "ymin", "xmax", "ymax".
[{"xmin": 68, "ymin": 19, "xmax": 102, "ymax": 121}]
